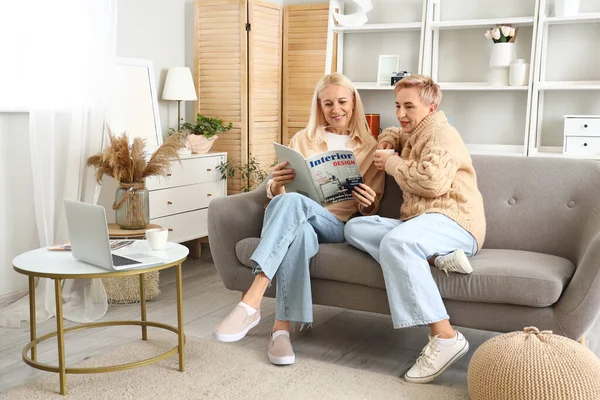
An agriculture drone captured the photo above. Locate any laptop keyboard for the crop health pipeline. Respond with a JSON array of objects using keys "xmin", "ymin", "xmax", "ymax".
[{"xmin": 112, "ymin": 254, "xmax": 141, "ymax": 267}]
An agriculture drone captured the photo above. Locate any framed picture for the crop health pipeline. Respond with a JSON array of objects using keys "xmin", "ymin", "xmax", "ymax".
[{"xmin": 377, "ymin": 55, "xmax": 400, "ymax": 86}]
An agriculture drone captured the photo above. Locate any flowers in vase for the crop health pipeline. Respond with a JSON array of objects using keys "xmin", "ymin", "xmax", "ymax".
[{"xmin": 484, "ymin": 25, "xmax": 518, "ymax": 43}]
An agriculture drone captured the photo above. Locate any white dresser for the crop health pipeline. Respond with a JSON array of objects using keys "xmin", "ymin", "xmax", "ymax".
[
  {"xmin": 563, "ymin": 116, "xmax": 600, "ymax": 158},
  {"xmin": 146, "ymin": 152, "xmax": 227, "ymax": 245}
]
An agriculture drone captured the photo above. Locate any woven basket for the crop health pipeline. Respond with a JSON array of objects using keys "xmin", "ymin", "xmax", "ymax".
[
  {"xmin": 102, "ymin": 271, "xmax": 160, "ymax": 304},
  {"xmin": 468, "ymin": 327, "xmax": 600, "ymax": 400}
]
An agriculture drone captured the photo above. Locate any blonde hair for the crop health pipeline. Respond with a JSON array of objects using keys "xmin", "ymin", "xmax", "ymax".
[
  {"xmin": 305, "ymin": 72, "xmax": 374, "ymax": 147},
  {"xmin": 394, "ymin": 74, "xmax": 442, "ymax": 107}
]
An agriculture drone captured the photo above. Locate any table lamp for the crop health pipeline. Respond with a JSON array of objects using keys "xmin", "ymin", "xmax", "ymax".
[{"xmin": 162, "ymin": 67, "xmax": 197, "ymax": 131}]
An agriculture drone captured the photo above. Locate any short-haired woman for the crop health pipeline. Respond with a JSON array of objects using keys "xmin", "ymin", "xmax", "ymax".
[
  {"xmin": 344, "ymin": 74, "xmax": 486, "ymax": 384},
  {"xmin": 214, "ymin": 72, "xmax": 385, "ymax": 365}
]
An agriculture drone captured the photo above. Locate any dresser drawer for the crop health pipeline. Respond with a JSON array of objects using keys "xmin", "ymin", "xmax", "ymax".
[
  {"xmin": 564, "ymin": 117, "xmax": 600, "ymax": 137},
  {"xmin": 150, "ymin": 209, "xmax": 208, "ymax": 243},
  {"xmin": 564, "ymin": 136, "xmax": 600, "ymax": 157},
  {"xmin": 149, "ymin": 181, "xmax": 225, "ymax": 219},
  {"xmin": 147, "ymin": 155, "xmax": 225, "ymax": 190}
]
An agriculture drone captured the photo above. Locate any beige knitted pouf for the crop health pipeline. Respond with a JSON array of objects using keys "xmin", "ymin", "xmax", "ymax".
[
  {"xmin": 468, "ymin": 327, "xmax": 600, "ymax": 400},
  {"xmin": 102, "ymin": 271, "xmax": 161, "ymax": 304},
  {"xmin": 102, "ymin": 224, "xmax": 162, "ymax": 304}
]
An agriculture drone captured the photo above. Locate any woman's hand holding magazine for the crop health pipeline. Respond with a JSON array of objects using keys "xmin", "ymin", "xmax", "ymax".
[
  {"xmin": 271, "ymin": 161, "xmax": 295, "ymax": 195},
  {"xmin": 352, "ymin": 183, "xmax": 376, "ymax": 209}
]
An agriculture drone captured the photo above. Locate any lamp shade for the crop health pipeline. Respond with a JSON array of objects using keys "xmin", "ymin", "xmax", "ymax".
[{"xmin": 162, "ymin": 67, "xmax": 197, "ymax": 101}]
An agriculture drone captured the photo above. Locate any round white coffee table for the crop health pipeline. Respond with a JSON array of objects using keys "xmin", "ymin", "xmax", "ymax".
[{"xmin": 12, "ymin": 241, "xmax": 189, "ymax": 395}]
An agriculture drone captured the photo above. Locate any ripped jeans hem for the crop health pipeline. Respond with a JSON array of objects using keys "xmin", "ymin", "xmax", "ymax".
[
  {"xmin": 392, "ymin": 315, "xmax": 449, "ymax": 329},
  {"xmin": 250, "ymin": 263, "xmax": 273, "ymax": 288}
]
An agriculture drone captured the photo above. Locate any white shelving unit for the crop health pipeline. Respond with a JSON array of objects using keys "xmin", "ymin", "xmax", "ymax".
[
  {"xmin": 326, "ymin": 0, "xmax": 429, "ymax": 99},
  {"xmin": 425, "ymin": 0, "xmax": 541, "ymax": 157},
  {"xmin": 331, "ymin": 22, "xmax": 422, "ymax": 33},
  {"xmin": 325, "ymin": 0, "xmax": 600, "ymax": 158},
  {"xmin": 528, "ymin": 0, "xmax": 600, "ymax": 158},
  {"xmin": 429, "ymin": 16, "xmax": 535, "ymax": 30}
]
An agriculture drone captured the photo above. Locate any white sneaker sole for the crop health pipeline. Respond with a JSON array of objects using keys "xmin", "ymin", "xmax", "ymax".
[
  {"xmin": 213, "ymin": 315, "xmax": 261, "ymax": 343},
  {"xmin": 268, "ymin": 352, "xmax": 295, "ymax": 365},
  {"xmin": 438, "ymin": 249, "xmax": 473, "ymax": 275},
  {"xmin": 404, "ymin": 340, "xmax": 469, "ymax": 384},
  {"xmin": 453, "ymin": 250, "xmax": 473, "ymax": 274}
]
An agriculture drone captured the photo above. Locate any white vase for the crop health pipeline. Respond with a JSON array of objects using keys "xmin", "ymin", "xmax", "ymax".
[
  {"xmin": 509, "ymin": 59, "xmax": 529, "ymax": 86},
  {"xmin": 553, "ymin": 0, "xmax": 580, "ymax": 17},
  {"xmin": 489, "ymin": 43, "xmax": 516, "ymax": 68},
  {"xmin": 487, "ymin": 67, "xmax": 510, "ymax": 86}
]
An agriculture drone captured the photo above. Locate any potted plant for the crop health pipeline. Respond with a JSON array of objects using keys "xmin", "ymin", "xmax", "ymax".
[
  {"xmin": 86, "ymin": 128, "xmax": 183, "ymax": 229},
  {"xmin": 175, "ymin": 113, "xmax": 233, "ymax": 154},
  {"xmin": 216, "ymin": 157, "xmax": 273, "ymax": 192}
]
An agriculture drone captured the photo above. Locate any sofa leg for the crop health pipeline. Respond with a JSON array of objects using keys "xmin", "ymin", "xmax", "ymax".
[{"xmin": 579, "ymin": 335, "xmax": 586, "ymax": 345}]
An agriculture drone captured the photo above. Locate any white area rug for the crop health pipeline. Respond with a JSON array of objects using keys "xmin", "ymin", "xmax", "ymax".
[{"xmin": 1, "ymin": 334, "xmax": 468, "ymax": 399}]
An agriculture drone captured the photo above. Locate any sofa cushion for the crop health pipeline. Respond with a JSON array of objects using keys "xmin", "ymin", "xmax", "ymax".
[{"xmin": 235, "ymin": 239, "xmax": 575, "ymax": 308}]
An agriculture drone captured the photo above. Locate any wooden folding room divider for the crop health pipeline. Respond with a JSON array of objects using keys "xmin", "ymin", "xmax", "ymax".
[{"xmin": 194, "ymin": 1, "xmax": 329, "ymax": 193}]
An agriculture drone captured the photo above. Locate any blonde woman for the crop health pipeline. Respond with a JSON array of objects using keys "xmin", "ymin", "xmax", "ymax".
[
  {"xmin": 214, "ymin": 72, "xmax": 385, "ymax": 365},
  {"xmin": 345, "ymin": 74, "xmax": 486, "ymax": 384}
]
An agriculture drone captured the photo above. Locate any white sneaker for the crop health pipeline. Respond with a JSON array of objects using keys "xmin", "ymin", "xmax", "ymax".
[
  {"xmin": 434, "ymin": 249, "xmax": 473, "ymax": 275},
  {"xmin": 404, "ymin": 331, "xmax": 469, "ymax": 384}
]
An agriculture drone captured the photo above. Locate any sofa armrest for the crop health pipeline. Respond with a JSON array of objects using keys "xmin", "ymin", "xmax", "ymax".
[
  {"xmin": 208, "ymin": 179, "xmax": 269, "ymax": 289},
  {"xmin": 554, "ymin": 232, "xmax": 600, "ymax": 339}
]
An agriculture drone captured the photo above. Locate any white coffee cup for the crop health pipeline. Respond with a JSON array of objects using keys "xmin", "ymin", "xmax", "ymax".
[
  {"xmin": 375, "ymin": 149, "xmax": 395, "ymax": 155},
  {"xmin": 146, "ymin": 228, "xmax": 169, "ymax": 251}
]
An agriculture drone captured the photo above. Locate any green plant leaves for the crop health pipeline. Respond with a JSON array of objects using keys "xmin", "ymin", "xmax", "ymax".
[
  {"xmin": 216, "ymin": 156, "xmax": 270, "ymax": 192},
  {"xmin": 180, "ymin": 114, "xmax": 233, "ymax": 138}
]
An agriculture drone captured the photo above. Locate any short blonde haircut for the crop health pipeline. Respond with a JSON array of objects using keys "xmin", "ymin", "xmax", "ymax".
[
  {"xmin": 305, "ymin": 72, "xmax": 374, "ymax": 147},
  {"xmin": 394, "ymin": 74, "xmax": 442, "ymax": 107}
]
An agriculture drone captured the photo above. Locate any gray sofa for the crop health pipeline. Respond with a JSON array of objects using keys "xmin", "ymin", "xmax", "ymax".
[{"xmin": 208, "ymin": 155, "xmax": 600, "ymax": 340}]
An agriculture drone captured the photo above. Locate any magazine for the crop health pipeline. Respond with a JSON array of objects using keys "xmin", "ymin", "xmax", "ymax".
[
  {"xmin": 47, "ymin": 240, "xmax": 135, "ymax": 252},
  {"xmin": 274, "ymin": 143, "xmax": 363, "ymax": 205}
]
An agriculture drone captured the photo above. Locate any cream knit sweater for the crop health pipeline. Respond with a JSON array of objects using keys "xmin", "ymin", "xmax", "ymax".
[{"xmin": 379, "ymin": 111, "xmax": 486, "ymax": 251}]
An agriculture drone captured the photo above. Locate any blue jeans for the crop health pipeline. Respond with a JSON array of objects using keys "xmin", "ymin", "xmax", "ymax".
[
  {"xmin": 250, "ymin": 193, "xmax": 346, "ymax": 324},
  {"xmin": 344, "ymin": 213, "xmax": 477, "ymax": 329}
]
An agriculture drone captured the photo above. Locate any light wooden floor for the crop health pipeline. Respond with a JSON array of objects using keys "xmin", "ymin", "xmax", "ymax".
[{"xmin": 2, "ymin": 254, "xmax": 599, "ymax": 394}]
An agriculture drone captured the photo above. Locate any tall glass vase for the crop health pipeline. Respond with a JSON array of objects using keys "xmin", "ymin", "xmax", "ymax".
[{"xmin": 113, "ymin": 182, "xmax": 149, "ymax": 230}]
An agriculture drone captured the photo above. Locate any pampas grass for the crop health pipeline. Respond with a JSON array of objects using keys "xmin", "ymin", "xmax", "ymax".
[
  {"xmin": 86, "ymin": 127, "xmax": 183, "ymax": 184},
  {"xmin": 86, "ymin": 127, "xmax": 184, "ymax": 229}
]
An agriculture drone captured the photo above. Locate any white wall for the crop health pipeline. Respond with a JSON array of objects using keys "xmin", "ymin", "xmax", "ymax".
[
  {"xmin": 0, "ymin": 0, "xmax": 196, "ymax": 297},
  {"xmin": 117, "ymin": 0, "xmax": 195, "ymax": 136}
]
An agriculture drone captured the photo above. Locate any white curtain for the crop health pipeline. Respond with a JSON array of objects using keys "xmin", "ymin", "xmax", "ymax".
[{"xmin": 0, "ymin": 0, "xmax": 117, "ymax": 328}]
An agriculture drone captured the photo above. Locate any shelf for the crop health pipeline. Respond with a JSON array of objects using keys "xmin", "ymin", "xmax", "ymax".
[
  {"xmin": 543, "ymin": 13, "xmax": 600, "ymax": 25},
  {"xmin": 354, "ymin": 82, "xmax": 395, "ymax": 90},
  {"xmin": 531, "ymin": 146, "xmax": 600, "ymax": 160},
  {"xmin": 331, "ymin": 22, "xmax": 422, "ymax": 33},
  {"xmin": 430, "ymin": 16, "xmax": 535, "ymax": 30},
  {"xmin": 439, "ymin": 82, "xmax": 528, "ymax": 91},
  {"xmin": 354, "ymin": 82, "xmax": 529, "ymax": 91},
  {"xmin": 537, "ymin": 81, "xmax": 600, "ymax": 90},
  {"xmin": 467, "ymin": 144, "xmax": 525, "ymax": 156}
]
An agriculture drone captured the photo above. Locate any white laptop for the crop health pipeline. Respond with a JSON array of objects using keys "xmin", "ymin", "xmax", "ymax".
[{"xmin": 64, "ymin": 200, "xmax": 166, "ymax": 271}]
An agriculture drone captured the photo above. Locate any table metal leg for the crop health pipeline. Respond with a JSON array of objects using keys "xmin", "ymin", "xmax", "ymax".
[
  {"xmin": 176, "ymin": 263, "xmax": 184, "ymax": 372},
  {"xmin": 54, "ymin": 279, "xmax": 66, "ymax": 395},
  {"xmin": 140, "ymin": 273, "xmax": 147, "ymax": 340},
  {"xmin": 28, "ymin": 276, "xmax": 37, "ymax": 362}
]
